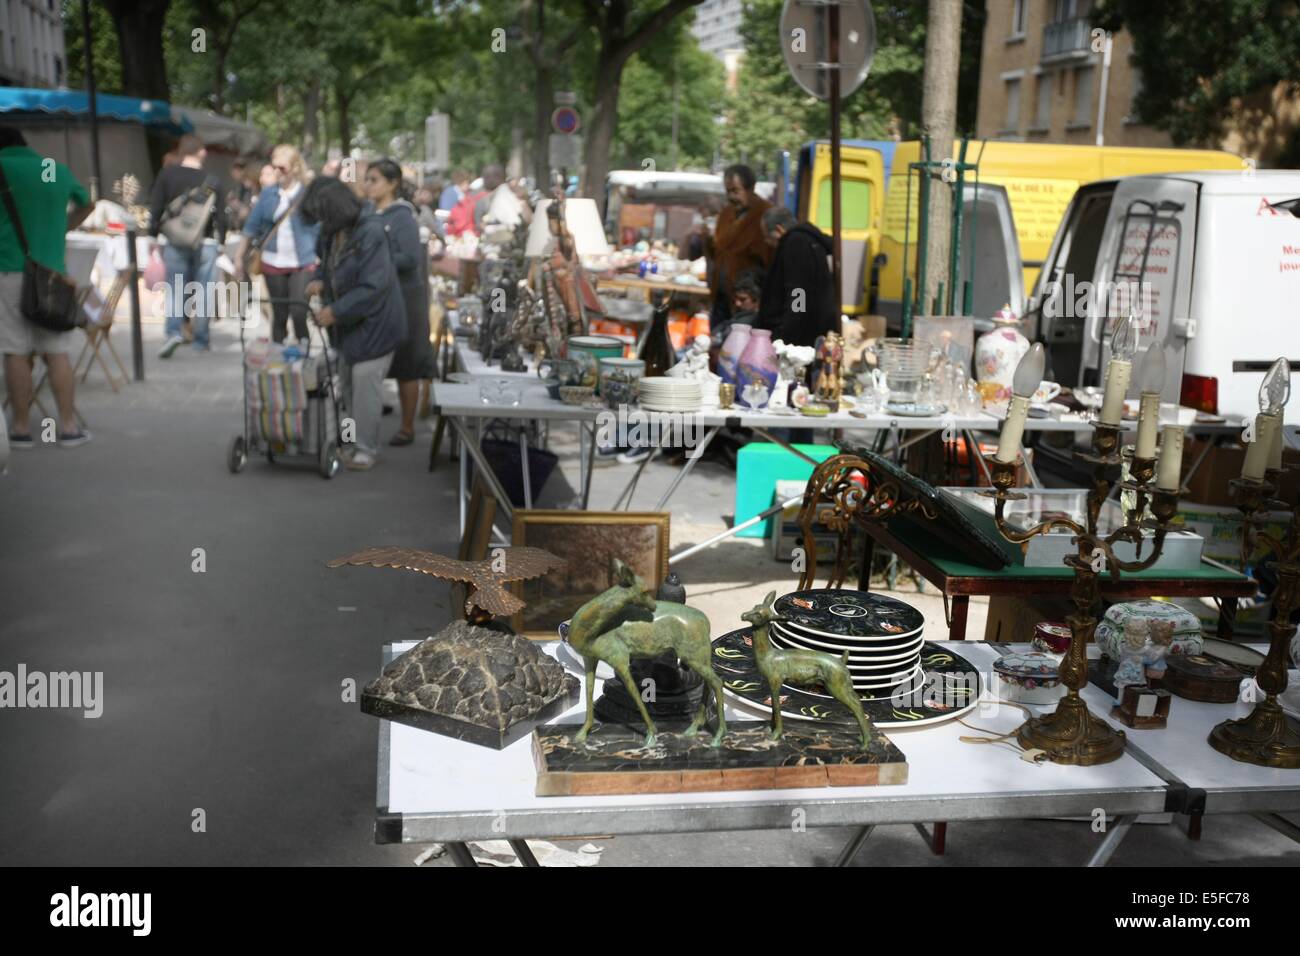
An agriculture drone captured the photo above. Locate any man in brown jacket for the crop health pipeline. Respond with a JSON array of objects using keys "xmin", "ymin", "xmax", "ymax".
[{"xmin": 705, "ymin": 164, "xmax": 772, "ymax": 329}]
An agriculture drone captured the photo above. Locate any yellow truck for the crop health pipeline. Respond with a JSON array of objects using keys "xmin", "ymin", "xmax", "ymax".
[{"xmin": 873, "ymin": 140, "xmax": 1245, "ymax": 322}]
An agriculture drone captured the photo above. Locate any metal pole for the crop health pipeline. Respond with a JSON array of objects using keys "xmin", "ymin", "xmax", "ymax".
[
  {"xmin": 80, "ymin": 0, "xmax": 101, "ymax": 203},
  {"xmin": 829, "ymin": 2, "xmax": 842, "ymax": 320},
  {"xmin": 1095, "ymin": 34, "xmax": 1113, "ymax": 147},
  {"xmin": 127, "ymin": 228, "xmax": 144, "ymax": 381}
]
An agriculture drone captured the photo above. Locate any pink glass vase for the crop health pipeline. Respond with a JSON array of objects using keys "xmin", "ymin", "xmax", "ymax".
[
  {"xmin": 717, "ymin": 323, "xmax": 751, "ymax": 386},
  {"xmin": 736, "ymin": 328, "xmax": 778, "ymax": 408}
]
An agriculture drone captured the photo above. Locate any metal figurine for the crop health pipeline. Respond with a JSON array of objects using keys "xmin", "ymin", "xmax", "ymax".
[
  {"xmin": 980, "ymin": 425, "xmax": 1184, "ymax": 765},
  {"xmin": 327, "ymin": 546, "xmax": 565, "ymax": 627},
  {"xmin": 1208, "ymin": 470, "xmax": 1300, "ymax": 766},
  {"xmin": 742, "ymin": 591, "xmax": 876, "ymax": 749},
  {"xmin": 567, "ymin": 560, "xmax": 726, "ymax": 748}
]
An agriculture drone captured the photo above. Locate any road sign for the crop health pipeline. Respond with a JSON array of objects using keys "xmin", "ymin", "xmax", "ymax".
[
  {"xmin": 554, "ymin": 91, "xmax": 578, "ymax": 106},
  {"xmin": 780, "ymin": 0, "xmax": 876, "ymax": 102},
  {"xmin": 551, "ymin": 106, "xmax": 580, "ymax": 135},
  {"xmin": 549, "ymin": 133, "xmax": 583, "ymax": 170}
]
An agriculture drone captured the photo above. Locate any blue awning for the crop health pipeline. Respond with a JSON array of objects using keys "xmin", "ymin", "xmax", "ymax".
[{"xmin": 0, "ymin": 88, "xmax": 193, "ymax": 134}]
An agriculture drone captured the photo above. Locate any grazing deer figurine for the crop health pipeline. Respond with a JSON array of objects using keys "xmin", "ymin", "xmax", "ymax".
[
  {"xmin": 741, "ymin": 591, "xmax": 876, "ymax": 749},
  {"xmin": 567, "ymin": 559, "xmax": 727, "ymax": 748}
]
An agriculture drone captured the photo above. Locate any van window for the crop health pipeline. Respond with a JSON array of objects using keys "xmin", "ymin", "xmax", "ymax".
[{"xmin": 814, "ymin": 179, "xmax": 872, "ymax": 231}]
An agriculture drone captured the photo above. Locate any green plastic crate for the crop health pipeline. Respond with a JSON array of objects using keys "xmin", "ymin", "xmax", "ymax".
[{"xmin": 733, "ymin": 442, "xmax": 838, "ymax": 538}]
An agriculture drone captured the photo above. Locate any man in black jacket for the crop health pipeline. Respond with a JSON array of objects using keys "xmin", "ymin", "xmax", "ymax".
[
  {"xmin": 756, "ymin": 206, "xmax": 838, "ymax": 347},
  {"xmin": 149, "ymin": 133, "xmax": 225, "ymax": 357}
]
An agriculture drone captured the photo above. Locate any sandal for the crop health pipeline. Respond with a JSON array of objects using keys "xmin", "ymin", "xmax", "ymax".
[{"xmin": 388, "ymin": 431, "xmax": 415, "ymax": 447}]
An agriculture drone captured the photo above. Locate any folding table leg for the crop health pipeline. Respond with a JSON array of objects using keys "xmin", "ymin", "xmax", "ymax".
[
  {"xmin": 913, "ymin": 822, "xmax": 947, "ymax": 855},
  {"xmin": 832, "ymin": 825, "xmax": 875, "ymax": 866},
  {"xmin": 1250, "ymin": 811, "xmax": 1300, "ymax": 846},
  {"xmin": 1216, "ymin": 597, "xmax": 1238, "ymax": 640},
  {"xmin": 1086, "ymin": 814, "xmax": 1136, "ymax": 866},
  {"xmin": 508, "ymin": 839, "xmax": 541, "ymax": 867},
  {"xmin": 445, "ymin": 841, "xmax": 477, "ymax": 867},
  {"xmin": 654, "ymin": 425, "xmax": 721, "ymax": 510},
  {"xmin": 948, "ymin": 595, "xmax": 970, "ymax": 641}
]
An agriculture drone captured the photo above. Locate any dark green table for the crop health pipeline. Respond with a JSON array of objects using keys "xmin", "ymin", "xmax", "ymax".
[{"xmin": 859, "ymin": 519, "xmax": 1257, "ymax": 642}]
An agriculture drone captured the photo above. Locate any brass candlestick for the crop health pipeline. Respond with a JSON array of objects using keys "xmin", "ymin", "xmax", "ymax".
[
  {"xmin": 1207, "ymin": 469, "xmax": 1300, "ymax": 767},
  {"xmin": 981, "ymin": 427, "xmax": 1183, "ymax": 765}
]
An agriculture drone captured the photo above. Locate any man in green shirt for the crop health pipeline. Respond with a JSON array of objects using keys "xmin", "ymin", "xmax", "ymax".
[{"xmin": 0, "ymin": 124, "xmax": 94, "ymax": 448}]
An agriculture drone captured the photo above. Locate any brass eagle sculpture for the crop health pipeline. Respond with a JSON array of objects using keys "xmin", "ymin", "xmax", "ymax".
[{"xmin": 327, "ymin": 546, "xmax": 566, "ymax": 622}]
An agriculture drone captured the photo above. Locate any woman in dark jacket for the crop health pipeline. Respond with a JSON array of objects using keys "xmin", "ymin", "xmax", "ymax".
[
  {"xmin": 363, "ymin": 159, "xmax": 435, "ymax": 446},
  {"xmin": 301, "ymin": 177, "xmax": 405, "ymax": 471}
]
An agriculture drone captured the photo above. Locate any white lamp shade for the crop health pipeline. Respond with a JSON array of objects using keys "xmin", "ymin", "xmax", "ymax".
[{"xmin": 525, "ymin": 198, "xmax": 611, "ymax": 258}]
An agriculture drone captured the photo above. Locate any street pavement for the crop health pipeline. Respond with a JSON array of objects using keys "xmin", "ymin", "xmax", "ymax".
[{"xmin": 2, "ymin": 311, "xmax": 1297, "ymax": 866}]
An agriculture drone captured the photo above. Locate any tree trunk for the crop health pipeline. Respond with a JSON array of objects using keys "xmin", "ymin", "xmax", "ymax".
[
  {"xmin": 919, "ymin": 0, "xmax": 963, "ymax": 315},
  {"xmin": 212, "ymin": 45, "xmax": 229, "ymax": 113},
  {"xmin": 582, "ymin": 55, "xmax": 622, "ymax": 216},
  {"xmin": 302, "ymin": 79, "xmax": 322, "ymax": 164},
  {"xmin": 104, "ymin": 0, "xmax": 171, "ymax": 102},
  {"xmin": 534, "ymin": 65, "xmax": 553, "ymax": 187},
  {"xmin": 336, "ymin": 85, "xmax": 353, "ymax": 158}
]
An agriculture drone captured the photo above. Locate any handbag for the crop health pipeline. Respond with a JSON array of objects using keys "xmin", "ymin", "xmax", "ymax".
[
  {"xmin": 243, "ymin": 187, "xmax": 303, "ymax": 277},
  {"xmin": 0, "ymin": 159, "xmax": 80, "ymax": 332}
]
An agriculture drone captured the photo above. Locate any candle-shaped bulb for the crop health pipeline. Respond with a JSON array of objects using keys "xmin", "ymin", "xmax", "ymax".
[
  {"xmin": 1260, "ymin": 357, "xmax": 1291, "ymax": 415},
  {"xmin": 1110, "ymin": 311, "xmax": 1138, "ymax": 361},
  {"xmin": 1012, "ymin": 343, "xmax": 1046, "ymax": 398},
  {"xmin": 1138, "ymin": 345, "xmax": 1166, "ymax": 394}
]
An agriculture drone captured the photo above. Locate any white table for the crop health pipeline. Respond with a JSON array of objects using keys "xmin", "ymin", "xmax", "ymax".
[
  {"xmin": 375, "ymin": 640, "xmax": 1170, "ymax": 866},
  {"xmin": 1076, "ymin": 644, "xmax": 1300, "ymax": 842}
]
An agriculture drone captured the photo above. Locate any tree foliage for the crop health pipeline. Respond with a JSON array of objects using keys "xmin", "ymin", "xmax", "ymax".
[{"xmin": 1094, "ymin": 0, "xmax": 1300, "ymax": 157}]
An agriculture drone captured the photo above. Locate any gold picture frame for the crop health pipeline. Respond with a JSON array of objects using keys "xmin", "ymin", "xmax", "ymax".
[{"xmin": 510, "ymin": 510, "xmax": 670, "ymax": 638}]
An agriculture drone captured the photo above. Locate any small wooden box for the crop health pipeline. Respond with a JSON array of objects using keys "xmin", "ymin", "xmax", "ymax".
[{"xmin": 1111, "ymin": 685, "xmax": 1171, "ymax": 729}]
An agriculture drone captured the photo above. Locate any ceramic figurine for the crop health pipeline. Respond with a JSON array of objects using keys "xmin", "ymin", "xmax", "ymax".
[
  {"xmin": 811, "ymin": 331, "xmax": 844, "ymax": 405},
  {"xmin": 567, "ymin": 559, "xmax": 727, "ymax": 747},
  {"xmin": 740, "ymin": 377, "xmax": 771, "ymax": 409},
  {"xmin": 741, "ymin": 591, "xmax": 875, "ymax": 749},
  {"xmin": 1113, "ymin": 619, "xmax": 1151, "ymax": 696},
  {"xmin": 974, "ymin": 304, "xmax": 1030, "ymax": 405},
  {"xmin": 667, "ymin": 334, "xmax": 719, "ymax": 382}
]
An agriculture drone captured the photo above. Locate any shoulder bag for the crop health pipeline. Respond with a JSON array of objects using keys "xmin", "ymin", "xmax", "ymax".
[
  {"xmin": 0, "ymin": 158, "xmax": 80, "ymax": 332},
  {"xmin": 243, "ymin": 188, "xmax": 304, "ymax": 277}
]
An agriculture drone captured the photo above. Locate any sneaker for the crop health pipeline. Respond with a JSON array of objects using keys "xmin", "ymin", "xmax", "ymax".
[
  {"xmin": 158, "ymin": 335, "xmax": 184, "ymax": 359},
  {"xmin": 58, "ymin": 429, "xmax": 92, "ymax": 448},
  {"xmin": 7, "ymin": 433, "xmax": 33, "ymax": 450},
  {"xmin": 346, "ymin": 449, "xmax": 377, "ymax": 470},
  {"xmin": 617, "ymin": 447, "xmax": 653, "ymax": 465}
]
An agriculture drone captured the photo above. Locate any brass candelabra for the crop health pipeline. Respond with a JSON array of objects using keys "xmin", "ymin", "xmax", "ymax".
[
  {"xmin": 1207, "ymin": 469, "xmax": 1300, "ymax": 767},
  {"xmin": 981, "ymin": 424, "xmax": 1184, "ymax": 765}
]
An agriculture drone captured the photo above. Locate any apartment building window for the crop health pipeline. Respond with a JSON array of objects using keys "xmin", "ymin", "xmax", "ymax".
[
  {"xmin": 1011, "ymin": 0, "xmax": 1027, "ymax": 38},
  {"xmin": 1033, "ymin": 74, "xmax": 1053, "ymax": 130},
  {"xmin": 1072, "ymin": 64, "xmax": 1095, "ymax": 126},
  {"xmin": 1004, "ymin": 77, "xmax": 1022, "ymax": 131}
]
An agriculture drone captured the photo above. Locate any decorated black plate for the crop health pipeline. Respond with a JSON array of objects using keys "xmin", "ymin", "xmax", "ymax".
[
  {"xmin": 773, "ymin": 589, "xmax": 925, "ymax": 640},
  {"xmin": 771, "ymin": 621, "xmax": 924, "ymax": 657},
  {"xmin": 713, "ymin": 628, "xmax": 981, "ymax": 729}
]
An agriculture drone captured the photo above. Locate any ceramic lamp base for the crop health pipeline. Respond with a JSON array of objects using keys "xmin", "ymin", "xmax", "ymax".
[
  {"xmin": 1016, "ymin": 691, "xmax": 1126, "ymax": 765},
  {"xmin": 1208, "ymin": 698, "xmax": 1300, "ymax": 768}
]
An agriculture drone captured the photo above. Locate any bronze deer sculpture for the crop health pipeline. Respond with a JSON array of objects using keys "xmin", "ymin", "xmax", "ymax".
[
  {"xmin": 566, "ymin": 559, "xmax": 727, "ymax": 748},
  {"xmin": 741, "ymin": 591, "xmax": 876, "ymax": 749}
]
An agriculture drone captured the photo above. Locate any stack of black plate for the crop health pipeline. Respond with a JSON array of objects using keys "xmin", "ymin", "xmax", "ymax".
[{"xmin": 770, "ymin": 589, "xmax": 926, "ymax": 693}]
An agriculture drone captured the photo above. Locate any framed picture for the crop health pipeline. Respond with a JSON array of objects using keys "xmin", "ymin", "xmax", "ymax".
[{"xmin": 510, "ymin": 510, "xmax": 670, "ymax": 637}]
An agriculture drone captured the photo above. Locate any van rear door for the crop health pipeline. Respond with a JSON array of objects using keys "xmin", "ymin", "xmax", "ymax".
[
  {"xmin": 802, "ymin": 143, "xmax": 884, "ymax": 315},
  {"xmin": 1085, "ymin": 177, "xmax": 1199, "ymax": 408},
  {"xmin": 1029, "ymin": 181, "xmax": 1115, "ymax": 385}
]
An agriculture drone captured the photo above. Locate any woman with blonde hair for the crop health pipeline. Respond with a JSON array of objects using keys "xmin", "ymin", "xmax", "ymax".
[{"xmin": 236, "ymin": 144, "xmax": 319, "ymax": 343}]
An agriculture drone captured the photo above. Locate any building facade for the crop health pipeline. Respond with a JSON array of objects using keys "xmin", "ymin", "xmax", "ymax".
[
  {"xmin": 975, "ymin": 0, "xmax": 1171, "ymax": 149},
  {"xmin": 0, "ymin": 0, "xmax": 65, "ymax": 89},
  {"xmin": 692, "ymin": 0, "xmax": 744, "ymax": 60}
]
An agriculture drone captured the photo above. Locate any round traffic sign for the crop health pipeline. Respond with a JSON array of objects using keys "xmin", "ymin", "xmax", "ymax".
[
  {"xmin": 780, "ymin": 0, "xmax": 877, "ymax": 102},
  {"xmin": 551, "ymin": 107, "xmax": 580, "ymax": 135}
]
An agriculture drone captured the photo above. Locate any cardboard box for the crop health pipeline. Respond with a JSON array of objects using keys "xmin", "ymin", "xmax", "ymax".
[
  {"xmin": 770, "ymin": 479, "xmax": 851, "ymax": 562},
  {"xmin": 1181, "ymin": 437, "xmax": 1300, "ymax": 507}
]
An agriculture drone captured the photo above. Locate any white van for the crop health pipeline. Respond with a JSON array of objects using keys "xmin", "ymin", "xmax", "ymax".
[{"xmin": 1028, "ymin": 171, "xmax": 1300, "ymax": 425}]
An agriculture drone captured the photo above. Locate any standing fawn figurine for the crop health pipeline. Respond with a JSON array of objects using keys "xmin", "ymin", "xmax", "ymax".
[
  {"xmin": 566, "ymin": 559, "xmax": 727, "ymax": 748},
  {"xmin": 741, "ymin": 591, "xmax": 876, "ymax": 749}
]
